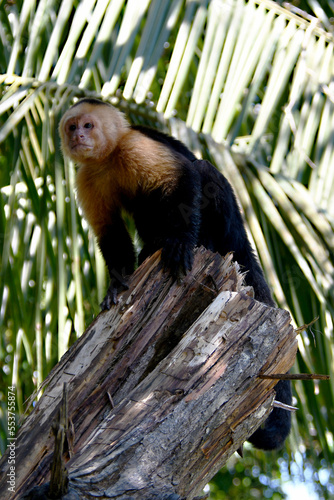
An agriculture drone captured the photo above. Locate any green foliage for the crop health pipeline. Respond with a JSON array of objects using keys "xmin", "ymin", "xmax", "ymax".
[
  {"xmin": 208, "ymin": 453, "xmax": 286, "ymax": 499},
  {"xmin": 0, "ymin": 0, "xmax": 334, "ymax": 497}
]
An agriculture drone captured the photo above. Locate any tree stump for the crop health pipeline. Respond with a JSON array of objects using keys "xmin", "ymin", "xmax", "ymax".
[{"xmin": 0, "ymin": 248, "xmax": 297, "ymax": 499}]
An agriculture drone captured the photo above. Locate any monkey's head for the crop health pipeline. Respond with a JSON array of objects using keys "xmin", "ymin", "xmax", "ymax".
[{"xmin": 59, "ymin": 98, "xmax": 129, "ymax": 165}]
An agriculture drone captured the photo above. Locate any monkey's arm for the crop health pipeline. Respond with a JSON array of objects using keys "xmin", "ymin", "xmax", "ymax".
[
  {"xmin": 136, "ymin": 164, "xmax": 202, "ymax": 279},
  {"xmin": 162, "ymin": 167, "xmax": 202, "ymax": 278},
  {"xmin": 98, "ymin": 215, "xmax": 136, "ymax": 310}
]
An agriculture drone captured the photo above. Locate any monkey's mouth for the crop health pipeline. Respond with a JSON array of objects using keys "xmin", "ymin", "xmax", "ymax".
[
  {"xmin": 71, "ymin": 143, "xmax": 92, "ymax": 151},
  {"xmin": 71, "ymin": 142, "xmax": 92, "ymax": 154}
]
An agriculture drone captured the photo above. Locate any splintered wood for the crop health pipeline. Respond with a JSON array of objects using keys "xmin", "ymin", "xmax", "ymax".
[{"xmin": 0, "ymin": 248, "xmax": 297, "ymax": 500}]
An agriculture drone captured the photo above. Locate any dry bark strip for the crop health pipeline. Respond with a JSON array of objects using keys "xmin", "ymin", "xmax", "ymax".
[{"xmin": 0, "ymin": 248, "xmax": 297, "ymax": 499}]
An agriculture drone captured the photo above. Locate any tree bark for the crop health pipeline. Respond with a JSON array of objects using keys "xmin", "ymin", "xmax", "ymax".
[{"xmin": 0, "ymin": 248, "xmax": 297, "ymax": 500}]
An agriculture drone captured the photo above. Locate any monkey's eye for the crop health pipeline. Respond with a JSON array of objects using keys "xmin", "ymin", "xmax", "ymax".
[
  {"xmin": 69, "ymin": 124, "xmax": 76, "ymax": 131},
  {"xmin": 84, "ymin": 122, "xmax": 93, "ymax": 129}
]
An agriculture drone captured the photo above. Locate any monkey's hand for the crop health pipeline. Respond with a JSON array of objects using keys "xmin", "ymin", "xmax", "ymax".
[
  {"xmin": 100, "ymin": 277, "xmax": 129, "ymax": 310},
  {"xmin": 161, "ymin": 238, "xmax": 194, "ymax": 280}
]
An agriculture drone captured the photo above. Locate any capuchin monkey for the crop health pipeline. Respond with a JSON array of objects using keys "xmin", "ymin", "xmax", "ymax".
[{"xmin": 59, "ymin": 97, "xmax": 292, "ymax": 451}]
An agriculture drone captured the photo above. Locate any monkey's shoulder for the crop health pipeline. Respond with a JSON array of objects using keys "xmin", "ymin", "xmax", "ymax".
[{"xmin": 131, "ymin": 125, "xmax": 197, "ymax": 163}]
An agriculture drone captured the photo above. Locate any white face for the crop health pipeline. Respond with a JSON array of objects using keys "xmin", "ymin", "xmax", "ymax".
[
  {"xmin": 61, "ymin": 112, "xmax": 101, "ymax": 161},
  {"xmin": 59, "ymin": 102, "xmax": 129, "ymax": 166},
  {"xmin": 60, "ymin": 102, "xmax": 127, "ymax": 165}
]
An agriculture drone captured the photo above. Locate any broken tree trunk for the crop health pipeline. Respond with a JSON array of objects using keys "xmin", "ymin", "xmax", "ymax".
[{"xmin": 0, "ymin": 248, "xmax": 297, "ymax": 500}]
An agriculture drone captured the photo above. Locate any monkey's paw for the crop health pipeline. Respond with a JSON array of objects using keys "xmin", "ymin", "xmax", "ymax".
[
  {"xmin": 100, "ymin": 279, "xmax": 129, "ymax": 310},
  {"xmin": 161, "ymin": 239, "xmax": 194, "ymax": 280}
]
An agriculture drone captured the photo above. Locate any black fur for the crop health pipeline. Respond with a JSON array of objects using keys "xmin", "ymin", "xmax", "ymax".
[
  {"xmin": 99, "ymin": 123, "xmax": 292, "ymax": 451},
  {"xmin": 247, "ymin": 380, "xmax": 292, "ymax": 450}
]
